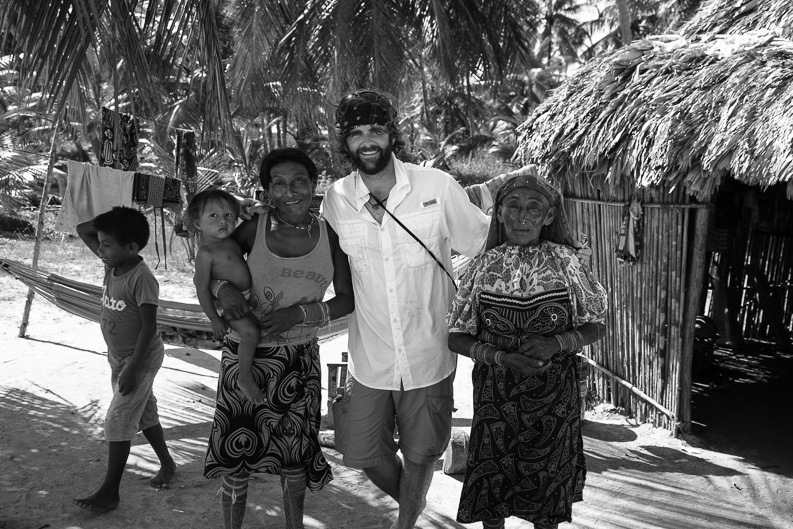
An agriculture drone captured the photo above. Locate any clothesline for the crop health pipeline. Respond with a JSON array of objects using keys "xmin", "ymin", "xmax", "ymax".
[
  {"xmin": 3, "ymin": 118, "xmax": 196, "ymax": 167},
  {"xmin": 2, "ymin": 146, "xmax": 179, "ymax": 170}
]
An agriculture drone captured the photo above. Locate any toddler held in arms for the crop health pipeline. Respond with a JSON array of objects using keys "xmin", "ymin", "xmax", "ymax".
[{"xmin": 187, "ymin": 189, "xmax": 266, "ymax": 404}]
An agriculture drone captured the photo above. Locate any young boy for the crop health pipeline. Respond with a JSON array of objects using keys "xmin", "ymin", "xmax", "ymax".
[{"xmin": 74, "ymin": 206, "xmax": 176, "ymax": 513}]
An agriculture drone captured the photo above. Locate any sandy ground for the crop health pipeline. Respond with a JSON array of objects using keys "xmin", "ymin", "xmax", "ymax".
[{"xmin": 2, "ymin": 277, "xmax": 793, "ymax": 528}]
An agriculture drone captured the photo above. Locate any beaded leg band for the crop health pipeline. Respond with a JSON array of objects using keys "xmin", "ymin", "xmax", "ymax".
[{"xmin": 220, "ymin": 475, "xmax": 249, "ymax": 529}]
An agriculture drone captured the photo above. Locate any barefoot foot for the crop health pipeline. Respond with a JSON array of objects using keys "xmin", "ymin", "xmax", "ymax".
[
  {"xmin": 73, "ymin": 490, "xmax": 120, "ymax": 514},
  {"xmin": 238, "ymin": 377, "xmax": 267, "ymax": 404},
  {"xmin": 150, "ymin": 460, "xmax": 177, "ymax": 489}
]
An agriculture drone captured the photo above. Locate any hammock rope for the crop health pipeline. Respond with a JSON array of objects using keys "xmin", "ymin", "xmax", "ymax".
[{"xmin": 2, "ymin": 255, "xmax": 472, "ymax": 346}]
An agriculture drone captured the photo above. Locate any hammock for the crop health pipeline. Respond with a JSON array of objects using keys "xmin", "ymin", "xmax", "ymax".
[
  {"xmin": 1, "ymin": 255, "xmax": 472, "ymax": 348},
  {"xmin": 0, "ymin": 258, "xmax": 350, "ymax": 348}
]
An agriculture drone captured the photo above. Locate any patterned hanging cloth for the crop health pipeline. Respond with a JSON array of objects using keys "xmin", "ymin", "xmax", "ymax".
[
  {"xmin": 615, "ymin": 198, "xmax": 643, "ymax": 264},
  {"xmin": 174, "ymin": 129, "xmax": 198, "ymax": 238},
  {"xmin": 100, "ymin": 107, "xmax": 139, "ymax": 171},
  {"xmin": 133, "ymin": 173, "xmax": 182, "ymax": 269}
]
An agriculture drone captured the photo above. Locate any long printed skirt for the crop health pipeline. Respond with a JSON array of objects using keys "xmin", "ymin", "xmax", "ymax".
[
  {"xmin": 456, "ymin": 354, "xmax": 585, "ymax": 525},
  {"xmin": 204, "ymin": 337, "xmax": 332, "ymax": 491}
]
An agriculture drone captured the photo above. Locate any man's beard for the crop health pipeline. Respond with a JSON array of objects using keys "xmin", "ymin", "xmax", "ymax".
[{"xmin": 350, "ymin": 143, "xmax": 393, "ymax": 175}]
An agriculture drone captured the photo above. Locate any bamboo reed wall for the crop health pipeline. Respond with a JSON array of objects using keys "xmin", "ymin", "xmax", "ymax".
[{"xmin": 561, "ymin": 178, "xmax": 709, "ymax": 432}]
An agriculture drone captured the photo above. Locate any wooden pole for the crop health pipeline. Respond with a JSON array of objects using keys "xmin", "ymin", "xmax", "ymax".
[
  {"xmin": 579, "ymin": 354, "xmax": 676, "ymax": 422},
  {"xmin": 18, "ymin": 121, "xmax": 59, "ymax": 338},
  {"xmin": 678, "ymin": 205, "xmax": 711, "ymax": 434}
]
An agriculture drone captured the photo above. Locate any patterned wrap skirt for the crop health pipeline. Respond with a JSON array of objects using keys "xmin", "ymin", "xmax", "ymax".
[
  {"xmin": 203, "ymin": 337, "xmax": 332, "ymax": 491},
  {"xmin": 456, "ymin": 289, "xmax": 585, "ymax": 525}
]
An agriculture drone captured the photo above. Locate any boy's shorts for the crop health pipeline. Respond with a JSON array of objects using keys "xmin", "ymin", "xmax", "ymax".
[
  {"xmin": 104, "ymin": 364, "xmax": 161, "ymax": 442},
  {"xmin": 341, "ymin": 372, "xmax": 454, "ymax": 468}
]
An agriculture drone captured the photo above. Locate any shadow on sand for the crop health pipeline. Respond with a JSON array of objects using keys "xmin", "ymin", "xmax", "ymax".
[
  {"xmin": 691, "ymin": 344, "xmax": 793, "ymax": 478},
  {"xmin": 0, "ymin": 384, "xmax": 466, "ymax": 529}
]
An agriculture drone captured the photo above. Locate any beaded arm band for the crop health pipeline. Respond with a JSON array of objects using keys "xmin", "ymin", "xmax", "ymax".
[
  {"xmin": 300, "ymin": 301, "xmax": 331, "ymax": 327},
  {"xmin": 554, "ymin": 329, "xmax": 585, "ymax": 354},
  {"xmin": 469, "ymin": 341, "xmax": 505, "ymax": 366},
  {"xmin": 210, "ymin": 279, "xmax": 229, "ymax": 298}
]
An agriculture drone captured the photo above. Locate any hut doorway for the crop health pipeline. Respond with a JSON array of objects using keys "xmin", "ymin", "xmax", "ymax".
[
  {"xmin": 690, "ymin": 181, "xmax": 793, "ymax": 476},
  {"xmin": 704, "ymin": 181, "xmax": 793, "ymax": 350}
]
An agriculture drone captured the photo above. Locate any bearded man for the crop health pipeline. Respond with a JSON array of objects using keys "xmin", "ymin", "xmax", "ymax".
[{"xmin": 321, "ymin": 89, "xmax": 491, "ymax": 529}]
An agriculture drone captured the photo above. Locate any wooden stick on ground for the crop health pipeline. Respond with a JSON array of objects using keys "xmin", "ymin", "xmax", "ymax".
[
  {"xmin": 579, "ymin": 354, "xmax": 678, "ymax": 424},
  {"xmin": 19, "ymin": 121, "xmax": 59, "ymax": 338}
]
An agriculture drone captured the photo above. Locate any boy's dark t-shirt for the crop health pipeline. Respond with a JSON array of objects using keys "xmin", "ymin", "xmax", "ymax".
[{"xmin": 101, "ymin": 258, "xmax": 164, "ymax": 372}]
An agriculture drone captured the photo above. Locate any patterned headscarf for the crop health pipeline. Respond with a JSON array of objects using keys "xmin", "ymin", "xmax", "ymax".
[{"xmin": 485, "ymin": 171, "xmax": 574, "ymax": 251}]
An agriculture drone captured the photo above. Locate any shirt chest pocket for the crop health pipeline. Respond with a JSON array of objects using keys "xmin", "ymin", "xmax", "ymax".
[
  {"xmin": 336, "ymin": 221, "xmax": 371, "ymax": 273},
  {"xmin": 396, "ymin": 209, "xmax": 440, "ymax": 268}
]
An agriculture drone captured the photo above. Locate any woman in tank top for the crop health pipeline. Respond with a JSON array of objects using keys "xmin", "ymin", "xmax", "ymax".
[{"xmin": 204, "ymin": 148, "xmax": 354, "ymax": 529}]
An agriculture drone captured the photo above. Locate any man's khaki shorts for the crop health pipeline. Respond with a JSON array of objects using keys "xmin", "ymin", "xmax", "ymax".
[{"xmin": 339, "ymin": 372, "xmax": 454, "ymax": 468}]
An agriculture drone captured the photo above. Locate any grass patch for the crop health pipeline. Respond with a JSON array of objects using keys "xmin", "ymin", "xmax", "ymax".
[{"xmin": 1, "ymin": 208, "xmax": 197, "ymax": 303}]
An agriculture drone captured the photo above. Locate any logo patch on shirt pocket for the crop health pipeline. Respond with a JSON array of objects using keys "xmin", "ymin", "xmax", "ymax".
[{"xmin": 422, "ymin": 199, "xmax": 438, "ymax": 208}]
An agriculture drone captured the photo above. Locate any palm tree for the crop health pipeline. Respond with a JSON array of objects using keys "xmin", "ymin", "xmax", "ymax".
[
  {"xmin": 270, "ymin": 1, "xmax": 540, "ymax": 139},
  {"xmin": 537, "ymin": 0, "xmax": 592, "ymax": 66},
  {"xmin": 582, "ymin": 0, "xmax": 705, "ymax": 59},
  {"xmin": 1, "ymin": 0, "xmax": 548, "ymax": 180},
  {"xmin": 1, "ymin": 0, "xmax": 237, "ymax": 144}
]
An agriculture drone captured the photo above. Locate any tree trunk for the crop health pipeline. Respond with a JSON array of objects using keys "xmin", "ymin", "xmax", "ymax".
[
  {"xmin": 615, "ymin": 0, "xmax": 633, "ymax": 46},
  {"xmin": 419, "ymin": 54, "xmax": 434, "ymax": 137},
  {"xmin": 546, "ymin": 0, "xmax": 554, "ymax": 64}
]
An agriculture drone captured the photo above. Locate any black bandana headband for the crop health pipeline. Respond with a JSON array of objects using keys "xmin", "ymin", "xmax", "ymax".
[{"xmin": 338, "ymin": 103, "xmax": 390, "ymax": 133}]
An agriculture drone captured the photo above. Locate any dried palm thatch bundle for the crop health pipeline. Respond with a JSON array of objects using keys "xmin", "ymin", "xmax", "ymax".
[
  {"xmin": 679, "ymin": 0, "xmax": 793, "ymax": 41},
  {"xmin": 515, "ymin": 30, "xmax": 793, "ymax": 201}
]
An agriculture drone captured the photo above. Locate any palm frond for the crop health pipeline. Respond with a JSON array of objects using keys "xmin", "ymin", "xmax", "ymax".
[
  {"xmin": 426, "ymin": 0, "xmax": 458, "ymax": 83},
  {"xmin": 227, "ymin": 0, "xmax": 297, "ymax": 114}
]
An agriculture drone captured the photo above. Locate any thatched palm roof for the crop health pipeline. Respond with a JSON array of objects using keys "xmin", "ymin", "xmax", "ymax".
[
  {"xmin": 680, "ymin": 0, "xmax": 793, "ymax": 40},
  {"xmin": 515, "ymin": 31, "xmax": 793, "ymax": 200}
]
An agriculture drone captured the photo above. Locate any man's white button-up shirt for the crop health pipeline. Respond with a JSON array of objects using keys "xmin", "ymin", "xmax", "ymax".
[{"xmin": 321, "ymin": 155, "xmax": 489, "ymax": 390}]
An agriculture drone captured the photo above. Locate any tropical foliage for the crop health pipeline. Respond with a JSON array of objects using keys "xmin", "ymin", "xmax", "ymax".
[
  {"xmin": 582, "ymin": 0, "xmax": 705, "ymax": 59},
  {"xmin": 0, "ymin": 0, "xmax": 693, "ymax": 210}
]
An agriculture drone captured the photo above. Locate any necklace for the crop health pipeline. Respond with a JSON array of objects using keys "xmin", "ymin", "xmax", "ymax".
[
  {"xmin": 368, "ymin": 193, "xmax": 388, "ymax": 209},
  {"xmin": 276, "ymin": 212, "xmax": 316, "ymax": 237}
]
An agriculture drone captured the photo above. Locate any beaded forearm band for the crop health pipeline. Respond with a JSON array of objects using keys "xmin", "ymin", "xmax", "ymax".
[
  {"xmin": 301, "ymin": 301, "xmax": 331, "ymax": 327},
  {"xmin": 573, "ymin": 329, "xmax": 584, "ymax": 349},
  {"xmin": 554, "ymin": 329, "xmax": 585, "ymax": 353},
  {"xmin": 469, "ymin": 341, "xmax": 505, "ymax": 366},
  {"xmin": 319, "ymin": 302, "xmax": 330, "ymax": 326},
  {"xmin": 210, "ymin": 279, "xmax": 230, "ymax": 298}
]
